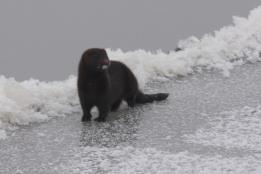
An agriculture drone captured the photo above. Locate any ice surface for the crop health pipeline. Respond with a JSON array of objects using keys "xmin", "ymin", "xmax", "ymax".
[
  {"xmin": 0, "ymin": 129, "xmax": 6, "ymax": 140},
  {"xmin": 1, "ymin": 62, "xmax": 261, "ymax": 173},
  {"xmin": 1, "ymin": 6, "xmax": 261, "ymax": 138},
  {"xmin": 184, "ymin": 106, "xmax": 261, "ymax": 151},
  {"xmin": 60, "ymin": 146, "xmax": 261, "ymax": 174}
]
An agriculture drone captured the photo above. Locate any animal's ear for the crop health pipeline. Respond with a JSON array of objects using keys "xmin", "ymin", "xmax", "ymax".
[
  {"xmin": 82, "ymin": 56, "xmax": 88, "ymax": 65},
  {"xmin": 106, "ymin": 54, "xmax": 110, "ymax": 60}
]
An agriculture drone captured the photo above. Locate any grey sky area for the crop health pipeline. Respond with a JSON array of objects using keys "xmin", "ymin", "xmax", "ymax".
[{"xmin": 0, "ymin": 0, "xmax": 260, "ymax": 81}]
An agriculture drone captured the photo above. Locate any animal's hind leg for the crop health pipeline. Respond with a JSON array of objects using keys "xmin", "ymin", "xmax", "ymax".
[
  {"xmin": 81, "ymin": 106, "xmax": 92, "ymax": 122},
  {"xmin": 111, "ymin": 100, "xmax": 122, "ymax": 112}
]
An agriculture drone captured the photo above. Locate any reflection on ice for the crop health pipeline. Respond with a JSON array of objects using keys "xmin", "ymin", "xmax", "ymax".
[{"xmin": 79, "ymin": 107, "xmax": 142, "ymax": 147}]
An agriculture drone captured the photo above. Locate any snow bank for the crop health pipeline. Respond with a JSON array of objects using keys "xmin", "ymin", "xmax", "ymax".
[
  {"xmin": 107, "ymin": 6, "xmax": 261, "ymax": 86},
  {"xmin": 0, "ymin": 76, "xmax": 79, "ymax": 139},
  {"xmin": 1, "ymin": 6, "xmax": 261, "ymax": 139}
]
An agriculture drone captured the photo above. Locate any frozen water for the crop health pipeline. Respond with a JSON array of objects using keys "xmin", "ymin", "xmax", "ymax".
[
  {"xmin": 60, "ymin": 147, "xmax": 261, "ymax": 174},
  {"xmin": 184, "ymin": 106, "xmax": 261, "ymax": 151},
  {"xmin": 1, "ymin": 63, "xmax": 261, "ymax": 173}
]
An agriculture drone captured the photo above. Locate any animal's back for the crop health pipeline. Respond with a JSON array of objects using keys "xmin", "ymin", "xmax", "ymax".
[{"xmin": 108, "ymin": 61, "xmax": 139, "ymax": 102}]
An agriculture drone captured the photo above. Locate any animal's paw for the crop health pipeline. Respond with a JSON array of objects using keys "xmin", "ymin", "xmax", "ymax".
[
  {"xmin": 81, "ymin": 115, "xmax": 91, "ymax": 122},
  {"xmin": 94, "ymin": 117, "xmax": 106, "ymax": 122}
]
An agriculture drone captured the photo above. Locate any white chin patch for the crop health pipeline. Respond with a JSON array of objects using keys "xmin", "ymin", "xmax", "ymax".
[{"xmin": 101, "ymin": 65, "xmax": 108, "ymax": 70}]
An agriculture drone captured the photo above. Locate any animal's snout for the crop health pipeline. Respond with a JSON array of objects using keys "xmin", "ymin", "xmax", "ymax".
[{"xmin": 100, "ymin": 58, "xmax": 111, "ymax": 70}]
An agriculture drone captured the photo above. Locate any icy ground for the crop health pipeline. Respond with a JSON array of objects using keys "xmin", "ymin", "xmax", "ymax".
[{"xmin": 0, "ymin": 62, "xmax": 261, "ymax": 174}]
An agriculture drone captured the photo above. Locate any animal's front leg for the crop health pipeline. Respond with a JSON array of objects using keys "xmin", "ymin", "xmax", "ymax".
[
  {"xmin": 95, "ymin": 104, "xmax": 110, "ymax": 122},
  {"xmin": 81, "ymin": 107, "xmax": 92, "ymax": 122},
  {"xmin": 78, "ymin": 90, "xmax": 93, "ymax": 122}
]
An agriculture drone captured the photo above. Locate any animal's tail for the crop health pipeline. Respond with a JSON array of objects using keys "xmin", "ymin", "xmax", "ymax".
[{"xmin": 135, "ymin": 91, "xmax": 169, "ymax": 104}]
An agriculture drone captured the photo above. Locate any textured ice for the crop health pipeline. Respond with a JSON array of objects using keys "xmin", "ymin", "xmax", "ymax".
[
  {"xmin": 184, "ymin": 106, "xmax": 261, "ymax": 151},
  {"xmin": 1, "ymin": 6, "xmax": 261, "ymax": 138},
  {"xmin": 60, "ymin": 146, "xmax": 261, "ymax": 174},
  {"xmin": 1, "ymin": 60, "xmax": 261, "ymax": 173},
  {"xmin": 0, "ymin": 129, "xmax": 6, "ymax": 140}
]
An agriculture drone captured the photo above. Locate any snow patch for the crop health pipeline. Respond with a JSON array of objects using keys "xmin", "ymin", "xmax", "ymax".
[{"xmin": 183, "ymin": 106, "xmax": 261, "ymax": 151}]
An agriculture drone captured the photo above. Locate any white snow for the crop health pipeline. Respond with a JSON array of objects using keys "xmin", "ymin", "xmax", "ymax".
[
  {"xmin": 59, "ymin": 146, "xmax": 261, "ymax": 174},
  {"xmin": 107, "ymin": 6, "xmax": 261, "ymax": 83},
  {"xmin": 1, "ymin": 6, "xmax": 261, "ymax": 138},
  {"xmin": 0, "ymin": 76, "xmax": 79, "ymax": 138}
]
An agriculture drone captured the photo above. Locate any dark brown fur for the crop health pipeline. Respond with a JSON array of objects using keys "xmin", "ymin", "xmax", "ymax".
[{"xmin": 77, "ymin": 48, "xmax": 169, "ymax": 122}]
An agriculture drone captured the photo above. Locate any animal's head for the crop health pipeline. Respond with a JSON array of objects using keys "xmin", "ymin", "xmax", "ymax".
[{"xmin": 81, "ymin": 48, "xmax": 111, "ymax": 72}]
